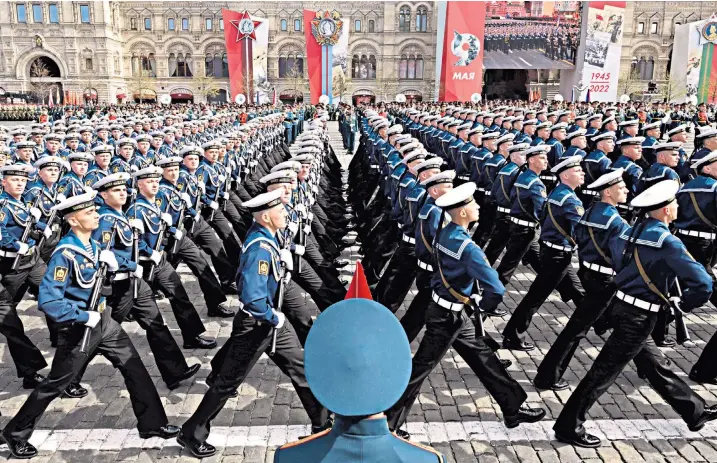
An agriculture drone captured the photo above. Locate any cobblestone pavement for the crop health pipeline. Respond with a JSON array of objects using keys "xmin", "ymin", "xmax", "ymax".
[{"xmin": 1, "ymin": 122, "xmax": 716, "ymax": 462}]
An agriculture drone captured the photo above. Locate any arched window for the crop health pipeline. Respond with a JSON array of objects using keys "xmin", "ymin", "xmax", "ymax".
[
  {"xmin": 205, "ymin": 53, "xmax": 214, "ymax": 77},
  {"xmin": 645, "ymin": 57, "xmax": 655, "ymax": 80},
  {"xmin": 281, "ymin": 19, "xmax": 287, "ymax": 31},
  {"xmin": 399, "ymin": 7, "xmax": 410, "ymax": 32},
  {"xmin": 399, "ymin": 54, "xmax": 408, "ymax": 79},
  {"xmin": 416, "ymin": 7, "xmax": 427, "ymax": 32},
  {"xmin": 170, "ymin": 53, "xmax": 193, "ymax": 77},
  {"xmin": 279, "ymin": 52, "xmax": 304, "ymax": 77},
  {"xmin": 352, "ymin": 54, "xmax": 359, "ymax": 78},
  {"xmin": 168, "ymin": 53, "xmax": 177, "ymax": 76},
  {"xmin": 415, "ymin": 54, "xmax": 424, "ymax": 79},
  {"xmin": 400, "ymin": 53, "xmax": 423, "ymax": 80},
  {"xmin": 369, "ymin": 20, "xmax": 375, "ymax": 33},
  {"xmin": 638, "ymin": 57, "xmax": 646, "ymax": 79}
]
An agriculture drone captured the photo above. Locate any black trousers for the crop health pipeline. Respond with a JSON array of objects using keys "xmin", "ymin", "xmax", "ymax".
[
  {"xmin": 38, "ymin": 230, "xmax": 60, "ymax": 264},
  {"xmin": 168, "ymin": 235, "xmax": 227, "ymax": 311},
  {"xmin": 484, "ymin": 212, "xmax": 513, "ymax": 265},
  {"xmin": 496, "ymin": 223, "xmax": 540, "ymax": 285},
  {"xmin": 474, "ymin": 198, "xmax": 498, "ymax": 247},
  {"xmin": 534, "ymin": 268, "xmax": 614, "ymax": 387},
  {"xmin": 181, "ymin": 311, "xmax": 328, "ymax": 445},
  {"xmin": 280, "ymin": 278, "xmax": 316, "ymax": 347},
  {"xmin": 682, "ymin": 236, "xmax": 717, "ymax": 379},
  {"xmin": 108, "ymin": 278, "xmax": 189, "ymax": 384},
  {"xmin": 4, "ymin": 312, "xmax": 168, "ymax": 443},
  {"xmin": 0, "ymin": 253, "xmax": 60, "ymax": 345},
  {"xmin": 503, "ymin": 244, "xmax": 585, "ymax": 343},
  {"xmin": 375, "ymin": 242, "xmax": 418, "ymax": 314},
  {"xmin": 141, "ymin": 257, "xmax": 206, "ymax": 343},
  {"xmin": 386, "ymin": 301, "xmax": 527, "ymax": 430},
  {"xmin": 294, "ymin": 257, "xmax": 344, "ymax": 312},
  {"xmin": 202, "ymin": 208, "xmax": 243, "ymax": 265},
  {"xmin": 554, "ymin": 300, "xmax": 705, "ymax": 438},
  {"xmin": 0, "ymin": 283, "xmax": 46, "ymax": 378},
  {"xmin": 188, "ymin": 217, "xmax": 238, "ymax": 286},
  {"xmin": 399, "ymin": 268, "xmax": 434, "ymax": 343}
]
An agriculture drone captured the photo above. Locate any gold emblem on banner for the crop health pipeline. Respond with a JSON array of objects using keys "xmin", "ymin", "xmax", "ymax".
[
  {"xmin": 703, "ymin": 21, "xmax": 717, "ymax": 43},
  {"xmin": 311, "ymin": 11, "xmax": 343, "ymax": 46}
]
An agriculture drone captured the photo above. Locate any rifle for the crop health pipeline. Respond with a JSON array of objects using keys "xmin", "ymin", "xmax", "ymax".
[
  {"xmin": 171, "ymin": 196, "xmax": 186, "ymax": 254},
  {"xmin": 80, "ymin": 223, "xmax": 118, "ymax": 354},
  {"xmin": 672, "ymin": 279, "xmax": 692, "ymax": 345},
  {"xmin": 36, "ymin": 207, "xmax": 58, "ymax": 250},
  {"xmin": 270, "ymin": 262, "xmax": 288, "ymax": 355},
  {"xmin": 12, "ymin": 195, "xmax": 42, "ymax": 271},
  {"xmin": 147, "ymin": 201, "xmax": 169, "ymax": 281},
  {"xmin": 189, "ymin": 181, "xmax": 203, "ymax": 234},
  {"xmin": 131, "ymin": 203, "xmax": 140, "ymax": 300}
]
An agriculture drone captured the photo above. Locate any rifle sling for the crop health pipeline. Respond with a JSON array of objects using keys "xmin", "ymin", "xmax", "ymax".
[
  {"xmin": 435, "ymin": 244, "xmax": 471, "ymax": 305},
  {"xmin": 588, "ymin": 225, "xmax": 612, "ymax": 265},
  {"xmin": 547, "ymin": 202, "xmax": 577, "ymax": 247},
  {"xmin": 689, "ymin": 192, "xmax": 717, "ymax": 230},
  {"xmin": 633, "ymin": 247, "xmax": 671, "ymax": 305}
]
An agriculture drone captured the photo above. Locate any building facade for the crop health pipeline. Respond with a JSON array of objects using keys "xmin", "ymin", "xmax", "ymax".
[
  {"xmin": 619, "ymin": 2, "xmax": 717, "ymax": 98},
  {"xmin": 0, "ymin": 0, "xmax": 438, "ymax": 104}
]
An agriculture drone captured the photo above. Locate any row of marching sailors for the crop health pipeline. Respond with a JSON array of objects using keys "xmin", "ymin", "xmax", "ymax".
[
  {"xmin": 0, "ymin": 122, "xmax": 351, "ymax": 459},
  {"xmin": 347, "ymin": 108, "xmax": 717, "ymax": 449}
]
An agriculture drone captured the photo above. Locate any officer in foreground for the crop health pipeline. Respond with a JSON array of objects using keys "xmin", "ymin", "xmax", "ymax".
[
  {"xmin": 554, "ymin": 180, "xmax": 717, "ymax": 448},
  {"xmin": 1, "ymin": 192, "xmax": 180, "ymax": 459},
  {"xmin": 275, "ymin": 297, "xmax": 446, "ymax": 462}
]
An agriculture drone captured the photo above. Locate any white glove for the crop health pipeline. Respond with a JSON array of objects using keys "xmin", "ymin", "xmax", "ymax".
[
  {"xmin": 56, "ymin": 193, "xmax": 67, "ymax": 203},
  {"xmin": 99, "ymin": 250, "xmax": 119, "ymax": 272},
  {"xmin": 223, "ymin": 191, "xmax": 230, "ymax": 200},
  {"xmin": 295, "ymin": 203, "xmax": 306, "ymax": 215},
  {"xmin": 293, "ymin": 244, "xmax": 305, "ymax": 256},
  {"xmin": 133, "ymin": 265, "xmax": 144, "ymax": 279},
  {"xmin": 129, "ymin": 218, "xmax": 144, "ymax": 233},
  {"xmin": 174, "ymin": 229, "xmax": 183, "ymax": 241},
  {"xmin": 280, "ymin": 249, "xmax": 294, "ymax": 271},
  {"xmin": 161, "ymin": 213, "xmax": 173, "ymax": 226},
  {"xmin": 150, "ymin": 250, "xmax": 162, "ymax": 265},
  {"xmin": 43, "ymin": 226, "xmax": 53, "ymax": 239},
  {"xmin": 85, "ymin": 311, "xmax": 101, "ymax": 328},
  {"xmin": 312, "ymin": 185, "xmax": 318, "ymax": 194},
  {"xmin": 251, "ymin": 160, "xmax": 258, "ymax": 167},
  {"xmin": 274, "ymin": 311, "xmax": 286, "ymax": 329},
  {"xmin": 192, "ymin": 213, "xmax": 201, "ymax": 223},
  {"xmin": 287, "ymin": 222, "xmax": 298, "ymax": 235},
  {"xmin": 130, "ymin": 165, "xmax": 139, "ymax": 173},
  {"xmin": 308, "ymin": 212, "xmax": 314, "ymax": 222},
  {"xmin": 303, "ymin": 224, "xmax": 312, "ymax": 235},
  {"xmin": 209, "ymin": 200, "xmax": 219, "ymax": 210},
  {"xmin": 17, "ymin": 242, "xmax": 30, "ymax": 256},
  {"xmin": 29, "ymin": 207, "xmax": 42, "ymax": 221},
  {"xmin": 218, "ymin": 174, "xmax": 226, "ymax": 183},
  {"xmin": 669, "ymin": 297, "xmax": 681, "ymax": 311},
  {"xmin": 470, "ymin": 294, "xmax": 482, "ymax": 307},
  {"xmin": 181, "ymin": 193, "xmax": 192, "ymax": 207},
  {"xmin": 197, "ymin": 182, "xmax": 206, "ymax": 193}
]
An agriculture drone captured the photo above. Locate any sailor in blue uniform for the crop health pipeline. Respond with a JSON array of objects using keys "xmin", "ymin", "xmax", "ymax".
[
  {"xmin": 561, "ymin": 128, "xmax": 587, "ymax": 162},
  {"xmin": 127, "ymin": 166, "xmax": 216, "ymax": 350},
  {"xmin": 483, "ymin": 143, "xmax": 530, "ymax": 269},
  {"xmin": 535, "ymin": 169, "xmax": 630, "ymax": 391},
  {"xmin": 580, "ymin": 131, "xmax": 614, "ymax": 206},
  {"xmin": 275, "ymin": 298, "xmax": 446, "ymax": 463},
  {"xmin": 110, "ymin": 138, "xmax": 136, "ymax": 176},
  {"xmin": 178, "ymin": 189, "xmax": 330, "ymax": 459},
  {"xmin": 674, "ymin": 152, "xmax": 717, "ymax": 384},
  {"xmin": 531, "ymin": 121, "xmax": 550, "ymax": 146},
  {"xmin": 546, "ymin": 122, "xmax": 568, "ymax": 168},
  {"xmin": 502, "ymin": 156, "xmax": 586, "ymax": 352},
  {"xmin": 517, "ymin": 118, "xmax": 537, "ymax": 144},
  {"xmin": 56, "ymin": 152, "xmax": 93, "ymax": 199},
  {"xmin": 474, "ymin": 133, "xmax": 514, "ymax": 246},
  {"xmin": 640, "ymin": 120, "xmax": 661, "ymax": 166},
  {"xmin": 11, "ymin": 141, "xmax": 38, "ymax": 182},
  {"xmin": 554, "ymin": 180, "xmax": 717, "ymax": 448},
  {"xmin": 492, "ymin": 145, "xmax": 550, "ymax": 297},
  {"xmin": 469, "ymin": 130, "xmax": 497, "ymax": 233},
  {"xmin": 636, "ymin": 142, "xmax": 682, "ymax": 194},
  {"xmin": 690, "ymin": 127, "xmax": 717, "ymax": 177},
  {"xmin": 667, "ymin": 124, "xmax": 692, "ymax": 182},
  {"xmin": 386, "ymin": 183, "xmax": 545, "ymax": 437},
  {"xmin": 84, "ymin": 144, "xmax": 113, "ymax": 188},
  {"xmin": 0, "ymin": 192, "xmax": 181, "ymax": 460}
]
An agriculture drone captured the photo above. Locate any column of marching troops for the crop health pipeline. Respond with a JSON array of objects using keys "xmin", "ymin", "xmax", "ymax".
[{"xmin": 0, "ymin": 106, "xmax": 367, "ymax": 460}]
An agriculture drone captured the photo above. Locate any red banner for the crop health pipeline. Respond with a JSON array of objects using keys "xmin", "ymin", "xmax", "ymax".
[
  {"xmin": 222, "ymin": 9, "xmax": 255, "ymax": 100},
  {"xmin": 304, "ymin": 9, "xmax": 322, "ymax": 105},
  {"xmin": 439, "ymin": 1, "xmax": 486, "ymax": 102}
]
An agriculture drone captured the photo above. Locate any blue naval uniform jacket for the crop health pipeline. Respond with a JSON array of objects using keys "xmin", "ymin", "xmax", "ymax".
[
  {"xmin": 674, "ymin": 175, "xmax": 717, "ymax": 233},
  {"xmin": 636, "ymin": 163, "xmax": 680, "ymax": 195},
  {"xmin": 274, "ymin": 415, "xmax": 445, "ymax": 463},
  {"xmin": 0, "ymin": 192, "xmax": 49, "ymax": 253},
  {"xmin": 455, "ymin": 142, "xmax": 474, "ymax": 179},
  {"xmin": 415, "ymin": 196, "xmax": 440, "ymax": 268},
  {"xmin": 641, "ymin": 135, "xmax": 659, "ymax": 165},
  {"xmin": 93, "ymin": 205, "xmax": 138, "ymax": 272},
  {"xmin": 403, "ymin": 182, "xmax": 427, "ymax": 238},
  {"xmin": 23, "ymin": 179, "xmax": 58, "ymax": 221},
  {"xmin": 583, "ymin": 149, "xmax": 612, "ymax": 186},
  {"xmin": 431, "ymin": 222, "xmax": 505, "ymax": 309},
  {"xmin": 110, "ymin": 155, "xmax": 133, "ymax": 175},
  {"xmin": 85, "ymin": 166, "xmax": 109, "ymax": 188},
  {"xmin": 575, "ymin": 202, "xmax": 630, "ymax": 268},
  {"xmin": 56, "ymin": 171, "xmax": 87, "ymax": 198},
  {"xmin": 38, "ymin": 232, "xmax": 104, "ymax": 324},
  {"xmin": 510, "ymin": 169, "xmax": 546, "ymax": 223},
  {"xmin": 196, "ymin": 158, "xmax": 224, "ymax": 202},
  {"xmin": 393, "ymin": 170, "xmax": 417, "ymax": 224},
  {"xmin": 159, "ymin": 179, "xmax": 197, "ymax": 228},
  {"xmin": 480, "ymin": 153, "xmax": 508, "ymax": 198},
  {"xmin": 469, "ymin": 147, "xmax": 493, "ymax": 186},
  {"xmin": 178, "ymin": 167, "xmax": 209, "ymax": 207},
  {"xmin": 238, "ymin": 222, "xmax": 282, "ymax": 326},
  {"xmin": 613, "ymin": 218, "xmax": 712, "ymax": 311},
  {"xmin": 561, "ymin": 146, "xmax": 586, "ymax": 162},
  {"xmin": 540, "ymin": 183, "xmax": 583, "ymax": 249},
  {"xmin": 546, "ymin": 137, "xmax": 564, "ymax": 167},
  {"xmin": 491, "ymin": 162, "xmax": 521, "ymax": 208},
  {"xmin": 612, "ymin": 155, "xmax": 642, "ymax": 197},
  {"xmin": 515, "ymin": 132, "xmax": 532, "ymax": 144},
  {"xmin": 125, "ymin": 194, "xmax": 167, "ymax": 255}
]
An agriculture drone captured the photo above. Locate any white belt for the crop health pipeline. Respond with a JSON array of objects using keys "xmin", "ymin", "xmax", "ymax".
[
  {"xmin": 541, "ymin": 240, "xmax": 574, "ymax": 252},
  {"xmin": 615, "ymin": 290, "xmax": 661, "ymax": 313},
  {"xmin": 370, "ymin": 164, "xmax": 379, "ymax": 169},
  {"xmin": 484, "ymin": 190, "xmax": 492, "ymax": 196},
  {"xmin": 417, "ymin": 259, "xmax": 433, "ymax": 271},
  {"xmin": 510, "ymin": 217, "xmax": 537, "ymax": 228},
  {"xmin": 676, "ymin": 229, "xmax": 716, "ymax": 240},
  {"xmin": 617, "ymin": 203, "xmax": 633, "ymax": 211},
  {"xmin": 497, "ymin": 206, "xmax": 511, "ymax": 214},
  {"xmin": 431, "ymin": 292, "xmax": 464, "ymax": 312},
  {"xmin": 582, "ymin": 189, "xmax": 598, "ymax": 196},
  {"xmin": 477, "ymin": 187, "xmax": 485, "ymax": 192},
  {"xmin": 402, "ymin": 234, "xmax": 416, "ymax": 244},
  {"xmin": 540, "ymin": 174, "xmax": 556, "ymax": 181},
  {"xmin": 0, "ymin": 246, "xmax": 36, "ymax": 258},
  {"xmin": 581, "ymin": 261, "xmax": 615, "ymax": 275},
  {"xmin": 458, "ymin": 175, "xmax": 470, "ymax": 181},
  {"xmin": 113, "ymin": 272, "xmax": 130, "ymax": 281}
]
